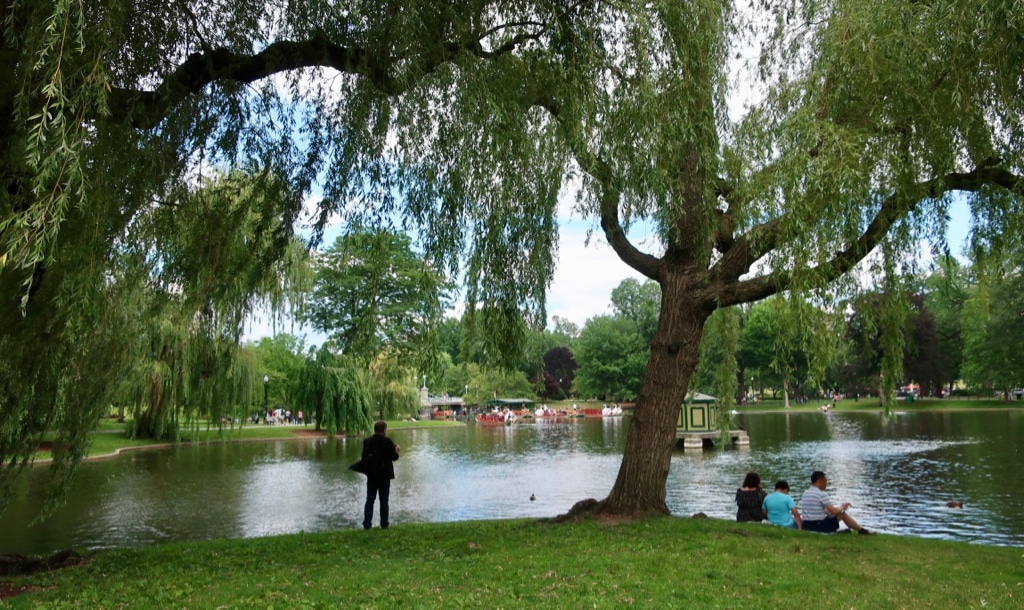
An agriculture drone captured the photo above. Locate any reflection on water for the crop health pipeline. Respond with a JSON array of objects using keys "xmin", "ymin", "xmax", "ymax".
[{"xmin": 1, "ymin": 411, "xmax": 1021, "ymax": 554}]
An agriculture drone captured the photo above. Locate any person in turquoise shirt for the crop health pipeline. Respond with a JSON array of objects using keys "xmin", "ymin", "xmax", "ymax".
[{"xmin": 762, "ymin": 480, "xmax": 803, "ymax": 529}]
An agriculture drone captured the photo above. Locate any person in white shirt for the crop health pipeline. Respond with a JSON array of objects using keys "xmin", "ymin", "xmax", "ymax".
[{"xmin": 800, "ymin": 471, "xmax": 873, "ymax": 535}]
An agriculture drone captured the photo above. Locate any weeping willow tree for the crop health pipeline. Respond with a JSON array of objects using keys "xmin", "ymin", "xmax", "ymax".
[
  {"xmin": 693, "ymin": 307, "xmax": 740, "ymax": 444},
  {"xmin": 294, "ymin": 347, "xmax": 374, "ymax": 436},
  {"xmin": 5, "ymin": 0, "xmax": 1024, "ymax": 520},
  {"xmin": 110, "ymin": 170, "xmax": 312, "ymax": 440},
  {"xmin": 0, "ymin": 159, "xmax": 309, "ymax": 513},
  {"xmin": 367, "ymin": 349, "xmax": 422, "ymax": 421},
  {"xmin": 745, "ymin": 294, "xmax": 845, "ymax": 408},
  {"xmin": 117, "ymin": 318, "xmax": 266, "ymax": 441}
]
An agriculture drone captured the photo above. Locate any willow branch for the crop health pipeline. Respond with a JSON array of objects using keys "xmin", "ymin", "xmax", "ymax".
[
  {"xmin": 526, "ymin": 90, "xmax": 661, "ymax": 280},
  {"xmin": 709, "ymin": 165, "xmax": 1024, "ymax": 308},
  {"xmin": 107, "ymin": 30, "xmax": 543, "ymax": 130},
  {"xmin": 586, "ymin": 149, "xmax": 663, "ymax": 280}
]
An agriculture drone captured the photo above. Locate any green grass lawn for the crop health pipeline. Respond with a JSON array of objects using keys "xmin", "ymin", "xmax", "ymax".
[{"xmin": 2, "ymin": 517, "xmax": 1021, "ymax": 608}]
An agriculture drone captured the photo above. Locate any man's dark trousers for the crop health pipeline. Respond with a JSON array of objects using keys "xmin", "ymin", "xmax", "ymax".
[{"xmin": 363, "ymin": 476, "xmax": 391, "ymax": 529}]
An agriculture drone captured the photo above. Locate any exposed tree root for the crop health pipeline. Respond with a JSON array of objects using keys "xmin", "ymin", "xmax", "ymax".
[
  {"xmin": 0, "ymin": 549, "xmax": 91, "ymax": 601},
  {"xmin": 549, "ymin": 498, "xmax": 673, "ymax": 524},
  {"xmin": 549, "ymin": 498, "xmax": 604, "ymax": 523},
  {"xmin": 0, "ymin": 549, "xmax": 89, "ymax": 576}
]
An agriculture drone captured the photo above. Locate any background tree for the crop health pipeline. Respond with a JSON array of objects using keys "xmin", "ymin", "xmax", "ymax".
[
  {"xmin": 609, "ymin": 279, "xmax": 661, "ymax": 344},
  {"xmin": 117, "ymin": 171, "xmax": 311, "ymax": 440},
  {"xmin": 519, "ymin": 325, "xmax": 560, "ymax": 396},
  {"xmin": 473, "ymin": 367, "xmax": 537, "ymax": 402},
  {"xmin": 250, "ymin": 334, "xmax": 308, "ymax": 411},
  {"xmin": 573, "ymin": 315, "xmax": 648, "ymax": 401},
  {"xmin": 693, "ymin": 308, "xmax": 744, "ymax": 398},
  {"xmin": 961, "ymin": 250, "xmax": 1024, "ymax": 397},
  {"xmin": 432, "ymin": 357, "xmax": 536, "ymax": 403},
  {"xmin": 119, "ymin": 317, "xmax": 264, "ymax": 441},
  {"xmin": 738, "ymin": 303, "xmax": 784, "ymax": 400},
  {"xmin": 701, "ymin": 308, "xmax": 740, "ymax": 417},
  {"xmin": 305, "ymin": 228, "xmax": 448, "ymax": 368},
  {"xmin": 550, "ymin": 316, "xmax": 581, "ymax": 346},
  {"xmin": 434, "ymin": 317, "xmax": 539, "ymax": 401},
  {"xmin": 841, "ymin": 290, "xmax": 941, "ymax": 399},
  {"xmin": 1, "ymin": 160, "xmax": 307, "ymax": 512},
  {"xmin": 293, "ymin": 347, "xmax": 374, "ymax": 435},
  {"xmin": 923, "ymin": 257, "xmax": 969, "ymax": 396},
  {"xmin": 902, "ymin": 294, "xmax": 944, "ymax": 397},
  {"xmin": 542, "ymin": 346, "xmax": 578, "ymax": 399},
  {"xmin": 367, "ymin": 349, "xmax": 422, "ymax": 420}
]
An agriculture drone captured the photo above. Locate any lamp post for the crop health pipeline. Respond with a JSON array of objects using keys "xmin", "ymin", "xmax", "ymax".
[{"xmin": 263, "ymin": 375, "xmax": 269, "ymax": 411}]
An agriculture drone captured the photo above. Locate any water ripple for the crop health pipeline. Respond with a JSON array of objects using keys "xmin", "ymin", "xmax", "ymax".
[{"xmin": 1, "ymin": 412, "xmax": 1021, "ymax": 554}]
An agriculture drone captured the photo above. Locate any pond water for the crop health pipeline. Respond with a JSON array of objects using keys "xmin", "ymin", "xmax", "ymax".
[{"xmin": 2, "ymin": 410, "xmax": 1021, "ymax": 555}]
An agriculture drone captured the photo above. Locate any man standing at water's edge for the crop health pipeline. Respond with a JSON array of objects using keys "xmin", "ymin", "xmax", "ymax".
[{"xmin": 362, "ymin": 421, "xmax": 400, "ymax": 529}]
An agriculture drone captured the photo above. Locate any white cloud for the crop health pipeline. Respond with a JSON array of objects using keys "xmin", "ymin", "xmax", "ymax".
[{"xmin": 546, "ymin": 220, "xmax": 651, "ymax": 327}]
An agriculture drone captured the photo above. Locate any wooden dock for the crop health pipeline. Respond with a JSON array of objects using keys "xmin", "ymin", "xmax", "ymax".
[{"xmin": 675, "ymin": 429, "xmax": 750, "ymax": 450}]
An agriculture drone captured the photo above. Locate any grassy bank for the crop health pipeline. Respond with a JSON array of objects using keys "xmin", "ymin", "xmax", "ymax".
[
  {"xmin": 733, "ymin": 397, "xmax": 1024, "ymax": 414},
  {"xmin": 2, "ymin": 517, "xmax": 1021, "ymax": 608}
]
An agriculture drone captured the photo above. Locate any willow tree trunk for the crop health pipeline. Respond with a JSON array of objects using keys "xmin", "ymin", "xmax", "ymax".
[
  {"xmin": 133, "ymin": 380, "xmax": 169, "ymax": 440},
  {"xmin": 589, "ymin": 273, "xmax": 713, "ymax": 517}
]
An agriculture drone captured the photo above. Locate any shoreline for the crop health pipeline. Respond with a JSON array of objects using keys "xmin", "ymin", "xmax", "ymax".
[
  {"xmin": 33, "ymin": 404, "xmax": 1024, "ymax": 464},
  {"xmin": 735, "ymin": 405, "xmax": 1024, "ymax": 414},
  {"xmin": 33, "ymin": 421, "xmax": 465, "ymax": 465}
]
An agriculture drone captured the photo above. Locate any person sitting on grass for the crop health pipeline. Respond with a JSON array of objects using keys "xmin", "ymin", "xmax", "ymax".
[
  {"xmin": 735, "ymin": 472, "xmax": 767, "ymax": 522},
  {"xmin": 800, "ymin": 471, "xmax": 874, "ymax": 535},
  {"xmin": 762, "ymin": 480, "xmax": 802, "ymax": 530}
]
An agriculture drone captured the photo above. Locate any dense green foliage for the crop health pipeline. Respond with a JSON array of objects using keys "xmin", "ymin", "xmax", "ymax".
[
  {"xmin": 573, "ymin": 315, "xmax": 649, "ymax": 400},
  {"xmin": 738, "ymin": 297, "xmax": 843, "ymax": 405},
  {"xmin": 292, "ymin": 347, "xmax": 373, "ymax": 435},
  {"xmin": 249, "ymin": 334, "xmax": 309, "ymax": 411},
  {"xmin": 923, "ymin": 257, "xmax": 969, "ymax": 394},
  {"xmin": 0, "ymin": 168, "xmax": 309, "ymax": 514},
  {"xmin": 305, "ymin": 228, "xmax": 448, "ymax": 370},
  {"xmin": 961, "ymin": 252, "xmax": 1024, "ymax": 396}
]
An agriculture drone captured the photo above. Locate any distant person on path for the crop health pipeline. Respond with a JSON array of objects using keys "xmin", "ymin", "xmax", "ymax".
[
  {"xmin": 762, "ymin": 480, "xmax": 802, "ymax": 529},
  {"xmin": 800, "ymin": 471, "xmax": 873, "ymax": 535},
  {"xmin": 362, "ymin": 420, "xmax": 400, "ymax": 529},
  {"xmin": 735, "ymin": 472, "xmax": 767, "ymax": 522}
]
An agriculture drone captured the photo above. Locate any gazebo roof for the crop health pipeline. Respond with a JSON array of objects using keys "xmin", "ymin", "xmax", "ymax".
[{"xmin": 686, "ymin": 392, "xmax": 717, "ymax": 403}]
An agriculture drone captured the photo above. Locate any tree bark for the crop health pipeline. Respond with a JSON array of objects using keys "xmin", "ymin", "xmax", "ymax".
[{"xmin": 566, "ymin": 270, "xmax": 711, "ymax": 518}]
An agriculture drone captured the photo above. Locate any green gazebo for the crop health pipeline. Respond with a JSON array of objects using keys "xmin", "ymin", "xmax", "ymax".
[
  {"xmin": 677, "ymin": 392, "xmax": 718, "ymax": 431},
  {"xmin": 675, "ymin": 393, "xmax": 749, "ymax": 450}
]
